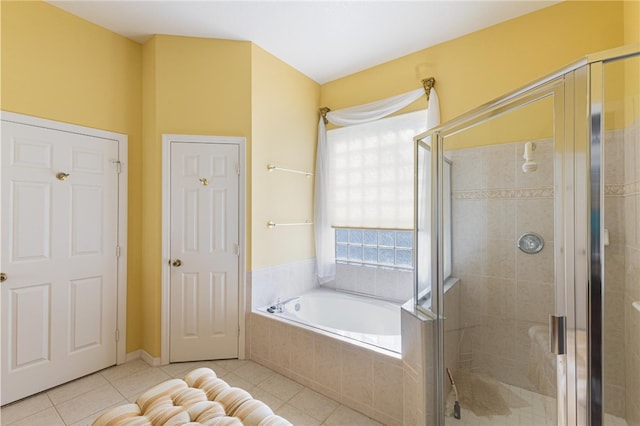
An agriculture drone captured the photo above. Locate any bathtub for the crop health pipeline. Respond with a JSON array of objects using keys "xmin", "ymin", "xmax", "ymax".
[{"xmin": 260, "ymin": 288, "xmax": 402, "ymax": 353}]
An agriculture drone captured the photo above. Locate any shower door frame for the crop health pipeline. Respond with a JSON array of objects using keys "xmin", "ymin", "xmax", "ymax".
[
  {"xmin": 587, "ymin": 46, "xmax": 640, "ymax": 426},
  {"xmin": 431, "ymin": 76, "xmax": 576, "ymax": 426}
]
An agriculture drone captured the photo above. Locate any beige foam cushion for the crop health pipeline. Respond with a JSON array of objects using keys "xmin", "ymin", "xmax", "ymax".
[{"xmin": 91, "ymin": 368, "xmax": 292, "ymax": 426}]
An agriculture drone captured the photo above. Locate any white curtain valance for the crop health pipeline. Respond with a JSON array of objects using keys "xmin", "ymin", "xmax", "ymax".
[
  {"xmin": 314, "ymin": 86, "xmax": 440, "ymax": 284},
  {"xmin": 325, "ymin": 88, "xmax": 425, "ymax": 126}
]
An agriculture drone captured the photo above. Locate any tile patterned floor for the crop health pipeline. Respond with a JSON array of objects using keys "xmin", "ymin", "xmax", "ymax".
[
  {"xmin": 0, "ymin": 359, "xmax": 382, "ymax": 426},
  {"xmin": 444, "ymin": 382, "xmax": 629, "ymax": 426},
  {"xmin": 2, "ymin": 360, "xmax": 632, "ymax": 426}
]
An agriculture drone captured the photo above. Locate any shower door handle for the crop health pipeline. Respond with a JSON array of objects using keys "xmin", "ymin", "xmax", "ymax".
[{"xmin": 550, "ymin": 315, "xmax": 566, "ymax": 355}]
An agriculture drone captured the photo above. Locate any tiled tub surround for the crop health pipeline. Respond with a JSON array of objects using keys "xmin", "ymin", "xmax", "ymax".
[
  {"xmin": 401, "ymin": 280, "xmax": 461, "ymax": 426},
  {"xmin": 448, "ymin": 139, "xmax": 556, "ymax": 396},
  {"xmin": 247, "ymin": 311, "xmax": 404, "ymax": 426},
  {"xmin": 326, "ymin": 262, "xmax": 414, "ymax": 302},
  {"xmin": 250, "ymin": 258, "xmax": 318, "ymax": 310}
]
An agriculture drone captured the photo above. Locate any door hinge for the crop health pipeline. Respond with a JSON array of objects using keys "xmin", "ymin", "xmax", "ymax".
[
  {"xmin": 112, "ymin": 160, "xmax": 122, "ymax": 174},
  {"xmin": 116, "ymin": 246, "xmax": 121, "ymax": 258},
  {"xmin": 237, "ymin": 327, "xmax": 240, "ymax": 337},
  {"xmin": 235, "ymin": 163, "xmax": 240, "ymax": 176},
  {"xmin": 234, "ymin": 244, "xmax": 240, "ymax": 256},
  {"xmin": 115, "ymin": 329, "xmax": 120, "ymax": 342}
]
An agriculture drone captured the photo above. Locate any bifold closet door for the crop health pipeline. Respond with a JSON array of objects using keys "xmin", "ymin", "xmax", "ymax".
[{"xmin": 1, "ymin": 121, "xmax": 119, "ymax": 405}]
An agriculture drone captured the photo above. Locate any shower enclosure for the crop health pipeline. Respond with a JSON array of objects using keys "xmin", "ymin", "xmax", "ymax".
[{"xmin": 414, "ymin": 45, "xmax": 639, "ymax": 426}]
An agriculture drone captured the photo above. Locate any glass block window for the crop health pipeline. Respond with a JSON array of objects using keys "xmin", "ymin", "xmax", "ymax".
[
  {"xmin": 328, "ymin": 110, "xmax": 428, "ymax": 229},
  {"xmin": 335, "ymin": 228, "xmax": 413, "ymax": 269}
]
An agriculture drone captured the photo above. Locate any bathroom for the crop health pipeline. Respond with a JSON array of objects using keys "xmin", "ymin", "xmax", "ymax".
[{"xmin": 1, "ymin": 1, "xmax": 638, "ymax": 425}]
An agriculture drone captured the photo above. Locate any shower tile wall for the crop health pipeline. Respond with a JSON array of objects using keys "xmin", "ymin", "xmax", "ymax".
[
  {"xmin": 621, "ymin": 119, "xmax": 640, "ymax": 426},
  {"xmin": 449, "ymin": 139, "xmax": 555, "ymax": 393},
  {"xmin": 604, "ymin": 128, "xmax": 628, "ymax": 418}
]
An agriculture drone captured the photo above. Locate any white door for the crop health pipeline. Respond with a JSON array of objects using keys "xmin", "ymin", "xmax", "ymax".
[
  {"xmin": 169, "ymin": 142, "xmax": 239, "ymax": 362},
  {"xmin": 1, "ymin": 121, "xmax": 120, "ymax": 405}
]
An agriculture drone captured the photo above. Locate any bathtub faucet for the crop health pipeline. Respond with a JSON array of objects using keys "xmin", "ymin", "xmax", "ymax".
[{"xmin": 275, "ymin": 297, "xmax": 300, "ymax": 313}]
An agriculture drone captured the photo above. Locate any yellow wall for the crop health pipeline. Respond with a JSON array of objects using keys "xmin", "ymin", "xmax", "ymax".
[
  {"xmin": 0, "ymin": 0, "xmax": 144, "ymax": 353},
  {"xmin": 141, "ymin": 35, "xmax": 253, "ymax": 356},
  {"xmin": 250, "ymin": 45, "xmax": 320, "ymax": 269},
  {"xmin": 320, "ymin": 1, "xmax": 626, "ymax": 124},
  {"xmin": 625, "ymin": 1, "xmax": 640, "ymax": 45},
  {"xmin": 623, "ymin": 1, "xmax": 640, "ymax": 126}
]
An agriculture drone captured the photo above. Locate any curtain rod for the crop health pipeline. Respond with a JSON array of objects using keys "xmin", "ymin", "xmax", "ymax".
[
  {"xmin": 319, "ymin": 107, "xmax": 330, "ymax": 125},
  {"xmin": 318, "ymin": 76, "xmax": 436, "ymax": 121},
  {"xmin": 422, "ymin": 77, "xmax": 436, "ymax": 101}
]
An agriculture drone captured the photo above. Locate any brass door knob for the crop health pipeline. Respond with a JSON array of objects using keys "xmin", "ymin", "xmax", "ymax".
[
  {"xmin": 171, "ymin": 259, "xmax": 182, "ymax": 267},
  {"xmin": 0, "ymin": 273, "xmax": 7, "ymax": 282},
  {"xmin": 56, "ymin": 172, "xmax": 70, "ymax": 181}
]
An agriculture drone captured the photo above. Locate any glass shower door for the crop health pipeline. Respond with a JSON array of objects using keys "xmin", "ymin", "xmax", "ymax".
[
  {"xmin": 421, "ymin": 81, "xmax": 571, "ymax": 426},
  {"xmin": 599, "ymin": 53, "xmax": 640, "ymax": 426}
]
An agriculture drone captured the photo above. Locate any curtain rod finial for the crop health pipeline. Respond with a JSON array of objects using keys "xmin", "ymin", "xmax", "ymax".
[
  {"xmin": 319, "ymin": 107, "xmax": 331, "ymax": 125},
  {"xmin": 422, "ymin": 77, "xmax": 436, "ymax": 101}
]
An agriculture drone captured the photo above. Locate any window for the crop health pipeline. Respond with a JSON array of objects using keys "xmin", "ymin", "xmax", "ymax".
[
  {"xmin": 328, "ymin": 110, "xmax": 428, "ymax": 229},
  {"xmin": 328, "ymin": 110, "xmax": 427, "ymax": 270},
  {"xmin": 335, "ymin": 228, "xmax": 413, "ymax": 269},
  {"xmin": 328, "ymin": 109, "xmax": 451, "ymax": 274}
]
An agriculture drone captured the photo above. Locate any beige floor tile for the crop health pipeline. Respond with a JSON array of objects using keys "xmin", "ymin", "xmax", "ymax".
[
  {"xmin": 288, "ymin": 388, "xmax": 339, "ymax": 422},
  {"xmin": 159, "ymin": 361, "xmax": 204, "ymax": 378},
  {"xmin": 67, "ymin": 402, "xmax": 128, "ymax": 426},
  {"xmin": 6, "ymin": 407, "xmax": 65, "ymax": 426},
  {"xmin": 109, "ymin": 367, "xmax": 171, "ymax": 399},
  {"xmin": 276, "ymin": 403, "xmax": 322, "ymax": 426},
  {"xmin": 233, "ymin": 361, "xmax": 275, "ymax": 385},
  {"xmin": 100, "ymin": 359, "xmax": 152, "ymax": 383},
  {"xmin": 248, "ymin": 387, "xmax": 286, "ymax": 412},
  {"xmin": 46, "ymin": 373, "xmax": 110, "ymax": 405},
  {"xmin": 0, "ymin": 393, "xmax": 53, "ymax": 425},
  {"xmin": 205, "ymin": 359, "xmax": 248, "ymax": 373},
  {"xmin": 194, "ymin": 360, "xmax": 230, "ymax": 377},
  {"xmin": 323, "ymin": 404, "xmax": 382, "ymax": 426},
  {"xmin": 219, "ymin": 372, "xmax": 254, "ymax": 391},
  {"xmin": 54, "ymin": 384, "xmax": 124, "ymax": 425},
  {"xmin": 256, "ymin": 373, "xmax": 304, "ymax": 402}
]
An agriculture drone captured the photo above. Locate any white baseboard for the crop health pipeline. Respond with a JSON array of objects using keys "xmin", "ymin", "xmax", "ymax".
[{"xmin": 124, "ymin": 349, "xmax": 163, "ymax": 366}]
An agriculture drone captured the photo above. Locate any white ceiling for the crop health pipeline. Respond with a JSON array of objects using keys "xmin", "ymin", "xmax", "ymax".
[{"xmin": 48, "ymin": 1, "xmax": 559, "ymax": 84}]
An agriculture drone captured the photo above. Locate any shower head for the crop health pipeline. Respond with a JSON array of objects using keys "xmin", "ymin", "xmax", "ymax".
[{"xmin": 522, "ymin": 142, "xmax": 537, "ymax": 173}]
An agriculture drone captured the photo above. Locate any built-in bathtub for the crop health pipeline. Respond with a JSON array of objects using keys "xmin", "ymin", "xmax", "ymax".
[
  {"xmin": 259, "ymin": 288, "xmax": 402, "ymax": 353},
  {"xmin": 248, "ymin": 287, "xmax": 405, "ymax": 424}
]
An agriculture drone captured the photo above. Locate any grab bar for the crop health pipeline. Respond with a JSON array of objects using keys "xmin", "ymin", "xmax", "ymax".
[
  {"xmin": 267, "ymin": 164, "xmax": 313, "ymax": 177},
  {"xmin": 267, "ymin": 221, "xmax": 313, "ymax": 228}
]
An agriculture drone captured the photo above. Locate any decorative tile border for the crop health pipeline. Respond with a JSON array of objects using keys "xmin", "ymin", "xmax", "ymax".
[
  {"xmin": 454, "ymin": 180, "xmax": 639, "ymax": 200},
  {"xmin": 453, "ymin": 187, "xmax": 554, "ymax": 200},
  {"xmin": 604, "ymin": 181, "xmax": 640, "ymax": 197}
]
